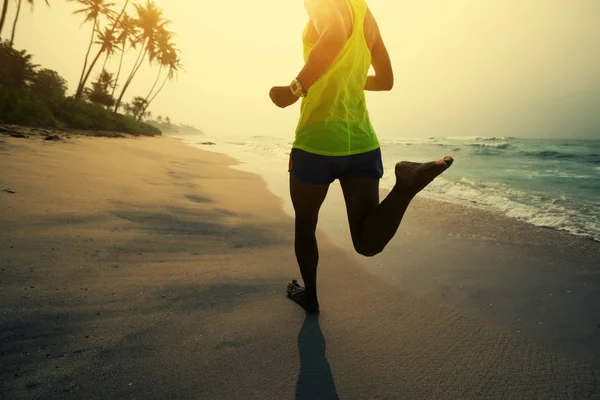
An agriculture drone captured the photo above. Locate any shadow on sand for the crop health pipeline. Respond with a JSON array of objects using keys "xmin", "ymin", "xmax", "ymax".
[{"xmin": 296, "ymin": 314, "xmax": 339, "ymax": 400}]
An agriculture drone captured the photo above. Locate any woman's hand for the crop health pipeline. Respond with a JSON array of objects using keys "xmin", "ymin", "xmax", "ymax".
[{"xmin": 269, "ymin": 86, "xmax": 300, "ymax": 108}]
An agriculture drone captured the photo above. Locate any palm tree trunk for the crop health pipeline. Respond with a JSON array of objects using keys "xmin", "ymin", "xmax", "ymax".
[
  {"xmin": 139, "ymin": 72, "xmax": 169, "ymax": 121},
  {"xmin": 78, "ymin": 48, "xmax": 105, "ymax": 98},
  {"xmin": 8, "ymin": 0, "xmax": 21, "ymax": 47},
  {"xmin": 101, "ymin": 51, "xmax": 110, "ymax": 72},
  {"xmin": 111, "ymin": 41, "xmax": 126, "ymax": 98},
  {"xmin": 76, "ymin": 18, "xmax": 98, "ymax": 100},
  {"xmin": 114, "ymin": 43, "xmax": 147, "ymax": 113},
  {"xmin": 135, "ymin": 66, "xmax": 162, "ymax": 119},
  {"xmin": 78, "ymin": 47, "xmax": 107, "ymax": 100},
  {"xmin": 0, "ymin": 0, "xmax": 9, "ymax": 39},
  {"xmin": 114, "ymin": 41, "xmax": 147, "ymax": 111},
  {"xmin": 79, "ymin": 0, "xmax": 130, "ymax": 101},
  {"xmin": 101, "ymin": 54, "xmax": 110, "ymax": 109},
  {"xmin": 101, "ymin": 55, "xmax": 111, "ymax": 107}
]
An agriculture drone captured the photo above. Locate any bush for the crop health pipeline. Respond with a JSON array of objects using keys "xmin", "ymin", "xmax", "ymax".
[
  {"xmin": 0, "ymin": 88, "xmax": 58, "ymax": 127},
  {"xmin": 49, "ymin": 97, "xmax": 161, "ymax": 136},
  {"xmin": 0, "ymin": 42, "xmax": 161, "ymax": 137},
  {"xmin": 30, "ymin": 69, "xmax": 68, "ymax": 100},
  {"xmin": 0, "ymin": 88, "xmax": 161, "ymax": 136}
]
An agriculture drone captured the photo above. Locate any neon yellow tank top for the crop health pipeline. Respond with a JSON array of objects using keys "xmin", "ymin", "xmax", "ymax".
[{"xmin": 293, "ymin": 0, "xmax": 379, "ymax": 156}]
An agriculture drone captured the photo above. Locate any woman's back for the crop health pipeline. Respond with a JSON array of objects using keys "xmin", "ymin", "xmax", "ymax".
[
  {"xmin": 294, "ymin": 0, "xmax": 380, "ymax": 156},
  {"xmin": 302, "ymin": 0, "xmax": 380, "ymax": 53}
]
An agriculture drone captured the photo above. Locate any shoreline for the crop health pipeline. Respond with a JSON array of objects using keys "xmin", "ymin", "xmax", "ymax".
[
  {"xmin": 0, "ymin": 123, "xmax": 161, "ymax": 140},
  {"xmin": 174, "ymin": 134, "xmax": 600, "ymax": 243},
  {"xmin": 1, "ymin": 135, "xmax": 599, "ymax": 399}
]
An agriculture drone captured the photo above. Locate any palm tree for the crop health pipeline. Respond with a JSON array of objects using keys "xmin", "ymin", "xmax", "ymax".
[
  {"xmin": 85, "ymin": 68, "xmax": 116, "ymax": 107},
  {"xmin": 0, "ymin": 0, "xmax": 9, "ymax": 38},
  {"xmin": 97, "ymin": 27, "xmax": 120, "ymax": 71},
  {"xmin": 138, "ymin": 45, "xmax": 181, "ymax": 121},
  {"xmin": 124, "ymin": 95, "xmax": 147, "ymax": 117},
  {"xmin": 111, "ymin": 11, "xmax": 136, "ymax": 98},
  {"xmin": 74, "ymin": 24, "xmax": 119, "ymax": 98},
  {"xmin": 75, "ymin": 0, "xmax": 129, "ymax": 100},
  {"xmin": 10, "ymin": 0, "xmax": 50, "ymax": 47},
  {"xmin": 134, "ymin": 26, "xmax": 171, "ymax": 119},
  {"xmin": 114, "ymin": 0, "xmax": 169, "ymax": 112},
  {"xmin": 67, "ymin": 0, "xmax": 115, "ymax": 99}
]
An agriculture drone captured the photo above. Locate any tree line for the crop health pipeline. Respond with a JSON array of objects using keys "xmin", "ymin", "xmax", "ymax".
[{"xmin": 0, "ymin": 0, "xmax": 182, "ymax": 122}]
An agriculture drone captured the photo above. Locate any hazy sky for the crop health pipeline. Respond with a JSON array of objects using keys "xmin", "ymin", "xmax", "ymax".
[{"xmin": 6, "ymin": 0, "xmax": 600, "ymax": 139}]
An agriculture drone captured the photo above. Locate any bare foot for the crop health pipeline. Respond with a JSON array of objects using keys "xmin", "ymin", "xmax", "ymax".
[
  {"xmin": 395, "ymin": 156, "xmax": 454, "ymax": 195},
  {"xmin": 287, "ymin": 280, "xmax": 320, "ymax": 313}
]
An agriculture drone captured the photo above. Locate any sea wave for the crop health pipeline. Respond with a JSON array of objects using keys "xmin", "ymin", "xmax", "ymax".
[
  {"xmin": 467, "ymin": 142, "xmax": 511, "ymax": 149},
  {"xmin": 186, "ymin": 134, "xmax": 600, "ymax": 241},
  {"xmin": 526, "ymin": 170, "xmax": 596, "ymax": 180},
  {"xmin": 378, "ymin": 169, "xmax": 600, "ymax": 242},
  {"xmin": 519, "ymin": 150, "xmax": 600, "ymax": 164},
  {"xmin": 419, "ymin": 177, "xmax": 600, "ymax": 241},
  {"xmin": 446, "ymin": 136, "xmax": 516, "ymax": 142}
]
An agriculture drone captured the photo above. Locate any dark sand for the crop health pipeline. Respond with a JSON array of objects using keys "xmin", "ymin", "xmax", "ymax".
[{"xmin": 1, "ymin": 136, "xmax": 599, "ymax": 399}]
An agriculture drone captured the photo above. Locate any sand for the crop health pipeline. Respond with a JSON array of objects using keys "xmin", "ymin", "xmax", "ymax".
[{"xmin": 1, "ymin": 135, "xmax": 599, "ymax": 399}]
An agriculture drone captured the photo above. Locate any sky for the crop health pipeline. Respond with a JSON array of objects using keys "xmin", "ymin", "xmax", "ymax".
[{"xmin": 4, "ymin": 0, "xmax": 600, "ymax": 139}]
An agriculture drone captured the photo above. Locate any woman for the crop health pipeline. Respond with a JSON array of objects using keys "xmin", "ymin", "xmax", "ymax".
[{"xmin": 270, "ymin": 0, "xmax": 453, "ymax": 313}]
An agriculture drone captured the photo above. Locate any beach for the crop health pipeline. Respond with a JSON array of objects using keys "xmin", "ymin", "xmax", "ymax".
[{"xmin": 1, "ymin": 135, "xmax": 599, "ymax": 399}]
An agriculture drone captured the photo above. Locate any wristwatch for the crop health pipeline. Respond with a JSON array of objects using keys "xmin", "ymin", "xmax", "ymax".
[{"xmin": 289, "ymin": 78, "xmax": 306, "ymax": 97}]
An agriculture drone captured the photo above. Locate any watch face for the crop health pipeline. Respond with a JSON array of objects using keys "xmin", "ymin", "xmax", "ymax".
[{"xmin": 291, "ymin": 81, "xmax": 302, "ymax": 96}]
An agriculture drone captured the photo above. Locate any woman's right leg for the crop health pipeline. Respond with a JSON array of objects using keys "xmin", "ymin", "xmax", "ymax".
[{"xmin": 287, "ymin": 151, "xmax": 331, "ymax": 313}]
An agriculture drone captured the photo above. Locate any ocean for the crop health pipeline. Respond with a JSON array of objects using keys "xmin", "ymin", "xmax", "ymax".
[{"xmin": 177, "ymin": 134, "xmax": 600, "ymax": 242}]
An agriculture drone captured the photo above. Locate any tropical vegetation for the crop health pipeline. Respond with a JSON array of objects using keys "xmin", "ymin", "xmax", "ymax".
[
  {"xmin": 0, "ymin": 0, "xmax": 183, "ymax": 136},
  {"xmin": 149, "ymin": 116, "xmax": 204, "ymax": 136}
]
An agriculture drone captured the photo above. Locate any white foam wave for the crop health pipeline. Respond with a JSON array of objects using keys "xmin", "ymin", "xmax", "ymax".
[
  {"xmin": 446, "ymin": 136, "xmax": 515, "ymax": 142},
  {"xmin": 466, "ymin": 142, "xmax": 510, "ymax": 149},
  {"xmin": 380, "ymin": 137, "xmax": 435, "ymax": 146},
  {"xmin": 417, "ymin": 178, "xmax": 600, "ymax": 241},
  {"xmin": 526, "ymin": 170, "xmax": 595, "ymax": 180}
]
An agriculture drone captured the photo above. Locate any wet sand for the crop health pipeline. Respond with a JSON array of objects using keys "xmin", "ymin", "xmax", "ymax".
[{"xmin": 1, "ymin": 135, "xmax": 599, "ymax": 399}]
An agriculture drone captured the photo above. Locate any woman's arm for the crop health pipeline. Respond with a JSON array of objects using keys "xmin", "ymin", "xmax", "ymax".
[
  {"xmin": 364, "ymin": 9, "xmax": 394, "ymax": 91},
  {"xmin": 295, "ymin": 0, "xmax": 348, "ymax": 93},
  {"xmin": 269, "ymin": 0, "xmax": 348, "ymax": 108}
]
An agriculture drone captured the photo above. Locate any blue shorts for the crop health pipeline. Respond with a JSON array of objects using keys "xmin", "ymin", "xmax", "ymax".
[{"xmin": 289, "ymin": 148, "xmax": 384, "ymax": 185}]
